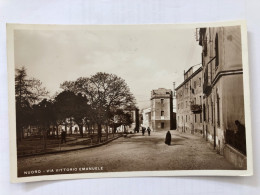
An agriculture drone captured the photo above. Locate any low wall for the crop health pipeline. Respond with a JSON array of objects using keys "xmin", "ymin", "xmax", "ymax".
[{"xmin": 223, "ymin": 144, "xmax": 247, "ymax": 169}]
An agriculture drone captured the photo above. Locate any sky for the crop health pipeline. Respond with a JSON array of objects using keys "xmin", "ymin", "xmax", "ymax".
[{"xmin": 14, "ymin": 25, "xmax": 202, "ymax": 109}]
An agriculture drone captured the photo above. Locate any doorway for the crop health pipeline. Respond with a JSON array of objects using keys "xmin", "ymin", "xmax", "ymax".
[{"xmin": 161, "ymin": 122, "xmax": 164, "ymax": 129}]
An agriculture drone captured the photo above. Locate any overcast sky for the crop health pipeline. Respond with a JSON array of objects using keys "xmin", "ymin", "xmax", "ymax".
[{"xmin": 14, "ymin": 25, "xmax": 202, "ymax": 109}]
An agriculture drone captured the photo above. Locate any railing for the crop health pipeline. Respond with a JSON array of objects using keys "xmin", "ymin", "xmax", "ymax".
[
  {"xmin": 190, "ymin": 104, "xmax": 202, "ymax": 113},
  {"xmin": 17, "ymin": 133, "xmax": 120, "ymax": 156}
]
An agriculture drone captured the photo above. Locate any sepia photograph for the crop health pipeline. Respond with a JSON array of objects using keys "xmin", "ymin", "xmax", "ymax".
[{"xmin": 7, "ymin": 21, "xmax": 252, "ymax": 183}]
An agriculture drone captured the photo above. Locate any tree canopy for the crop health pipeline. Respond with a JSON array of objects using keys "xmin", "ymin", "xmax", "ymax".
[
  {"xmin": 61, "ymin": 72, "xmax": 136, "ymax": 140},
  {"xmin": 15, "ymin": 69, "xmax": 137, "ymax": 142},
  {"xmin": 15, "ymin": 67, "xmax": 48, "ymax": 140}
]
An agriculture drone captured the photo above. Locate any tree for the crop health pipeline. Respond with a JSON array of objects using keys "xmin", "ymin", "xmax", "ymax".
[
  {"xmin": 53, "ymin": 91, "xmax": 77, "ymax": 135},
  {"xmin": 53, "ymin": 91, "xmax": 91, "ymax": 138},
  {"xmin": 69, "ymin": 93, "xmax": 90, "ymax": 138},
  {"xmin": 15, "ymin": 67, "xmax": 48, "ymax": 141},
  {"xmin": 109, "ymin": 109, "xmax": 133, "ymax": 133},
  {"xmin": 32, "ymin": 99, "xmax": 54, "ymax": 149},
  {"xmin": 61, "ymin": 72, "xmax": 136, "ymax": 142}
]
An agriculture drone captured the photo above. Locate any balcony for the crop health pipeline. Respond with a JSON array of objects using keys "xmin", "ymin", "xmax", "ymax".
[{"xmin": 190, "ymin": 104, "xmax": 202, "ymax": 113}]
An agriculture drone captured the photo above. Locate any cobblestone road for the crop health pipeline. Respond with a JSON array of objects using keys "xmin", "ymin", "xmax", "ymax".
[{"xmin": 18, "ymin": 130, "xmax": 237, "ymax": 177}]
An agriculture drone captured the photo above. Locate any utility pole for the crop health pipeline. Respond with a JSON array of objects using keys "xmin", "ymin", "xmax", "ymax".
[
  {"xmin": 172, "ymin": 82, "xmax": 177, "ymax": 130},
  {"xmin": 173, "ymin": 82, "xmax": 176, "ymax": 112}
]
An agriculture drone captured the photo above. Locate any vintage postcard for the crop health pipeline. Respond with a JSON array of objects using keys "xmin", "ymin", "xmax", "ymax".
[{"xmin": 7, "ymin": 21, "xmax": 253, "ymax": 183}]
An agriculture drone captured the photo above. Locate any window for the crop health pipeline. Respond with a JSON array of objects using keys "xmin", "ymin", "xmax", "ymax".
[
  {"xmin": 203, "ymin": 36, "xmax": 208, "ymax": 56},
  {"xmin": 202, "ymin": 53, "xmax": 204, "ymax": 66},
  {"xmin": 161, "ymin": 122, "xmax": 164, "ymax": 129},
  {"xmin": 203, "ymin": 104, "xmax": 206, "ymax": 122},
  {"xmin": 186, "ymin": 115, "xmax": 187, "ymax": 122},
  {"xmin": 215, "ymin": 33, "xmax": 219, "ymax": 68},
  {"xmin": 211, "ymin": 101, "xmax": 214, "ymax": 124},
  {"xmin": 217, "ymin": 95, "xmax": 220, "ymax": 126},
  {"xmin": 161, "ymin": 111, "xmax": 164, "ymax": 116},
  {"xmin": 199, "ymin": 78, "xmax": 201, "ymax": 87},
  {"xmin": 200, "ymin": 96, "xmax": 202, "ymax": 123},
  {"xmin": 207, "ymin": 103, "xmax": 209, "ymax": 122},
  {"xmin": 161, "ymin": 99, "xmax": 164, "ymax": 104},
  {"xmin": 195, "ymin": 114, "xmax": 197, "ymax": 123}
]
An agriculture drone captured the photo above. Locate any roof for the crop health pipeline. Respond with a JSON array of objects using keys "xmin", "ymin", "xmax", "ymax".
[{"xmin": 175, "ymin": 67, "xmax": 203, "ymax": 91}]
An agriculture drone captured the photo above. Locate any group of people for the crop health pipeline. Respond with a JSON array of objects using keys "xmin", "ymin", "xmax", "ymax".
[
  {"xmin": 141, "ymin": 126, "xmax": 151, "ymax": 136},
  {"xmin": 140, "ymin": 126, "xmax": 172, "ymax": 145},
  {"xmin": 61, "ymin": 126, "xmax": 172, "ymax": 146}
]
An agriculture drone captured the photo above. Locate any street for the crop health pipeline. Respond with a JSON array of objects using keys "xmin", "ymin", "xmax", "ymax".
[{"xmin": 18, "ymin": 130, "xmax": 237, "ymax": 177}]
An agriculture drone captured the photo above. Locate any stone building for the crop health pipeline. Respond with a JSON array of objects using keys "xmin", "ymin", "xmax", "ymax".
[
  {"xmin": 150, "ymin": 88, "xmax": 174, "ymax": 130},
  {"xmin": 174, "ymin": 26, "xmax": 246, "ymax": 169},
  {"xmin": 175, "ymin": 66, "xmax": 203, "ymax": 135},
  {"xmin": 198, "ymin": 26, "xmax": 245, "ymax": 157}
]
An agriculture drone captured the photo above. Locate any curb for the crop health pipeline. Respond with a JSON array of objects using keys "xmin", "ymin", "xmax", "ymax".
[{"xmin": 18, "ymin": 135, "xmax": 123, "ymax": 158}]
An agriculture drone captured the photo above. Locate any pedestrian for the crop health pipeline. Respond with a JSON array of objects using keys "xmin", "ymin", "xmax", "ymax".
[
  {"xmin": 61, "ymin": 129, "xmax": 66, "ymax": 144},
  {"xmin": 147, "ymin": 127, "xmax": 151, "ymax": 136},
  {"xmin": 165, "ymin": 130, "xmax": 171, "ymax": 145},
  {"xmin": 142, "ymin": 127, "xmax": 146, "ymax": 136}
]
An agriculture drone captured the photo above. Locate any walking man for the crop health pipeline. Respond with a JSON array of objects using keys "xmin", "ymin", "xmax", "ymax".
[
  {"xmin": 147, "ymin": 127, "xmax": 151, "ymax": 136},
  {"xmin": 142, "ymin": 127, "xmax": 146, "ymax": 136}
]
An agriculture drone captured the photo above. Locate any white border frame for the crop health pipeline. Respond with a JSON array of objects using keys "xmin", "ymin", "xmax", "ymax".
[{"xmin": 7, "ymin": 20, "xmax": 253, "ymax": 183}]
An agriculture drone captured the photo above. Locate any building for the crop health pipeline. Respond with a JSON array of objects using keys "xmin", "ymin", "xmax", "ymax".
[
  {"xmin": 151, "ymin": 88, "xmax": 174, "ymax": 130},
  {"xmin": 198, "ymin": 26, "xmax": 245, "ymax": 156},
  {"xmin": 175, "ymin": 66, "xmax": 203, "ymax": 135},
  {"xmin": 174, "ymin": 26, "xmax": 246, "ymax": 169},
  {"xmin": 142, "ymin": 107, "xmax": 152, "ymax": 129}
]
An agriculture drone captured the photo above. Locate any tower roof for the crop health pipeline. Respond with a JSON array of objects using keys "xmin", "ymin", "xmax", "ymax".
[{"xmin": 151, "ymin": 88, "xmax": 172, "ymax": 99}]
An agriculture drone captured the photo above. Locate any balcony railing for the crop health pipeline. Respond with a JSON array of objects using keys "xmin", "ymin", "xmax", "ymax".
[{"xmin": 190, "ymin": 104, "xmax": 202, "ymax": 113}]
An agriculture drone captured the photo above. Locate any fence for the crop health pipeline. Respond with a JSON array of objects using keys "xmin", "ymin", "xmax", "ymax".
[{"xmin": 17, "ymin": 133, "xmax": 121, "ymax": 156}]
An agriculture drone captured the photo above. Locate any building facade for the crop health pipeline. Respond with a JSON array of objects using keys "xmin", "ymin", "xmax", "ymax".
[
  {"xmin": 198, "ymin": 26, "xmax": 245, "ymax": 155},
  {"xmin": 176, "ymin": 66, "xmax": 203, "ymax": 135},
  {"xmin": 142, "ymin": 107, "xmax": 152, "ymax": 130},
  {"xmin": 151, "ymin": 88, "xmax": 173, "ymax": 131},
  {"xmin": 175, "ymin": 26, "xmax": 246, "ymax": 168}
]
